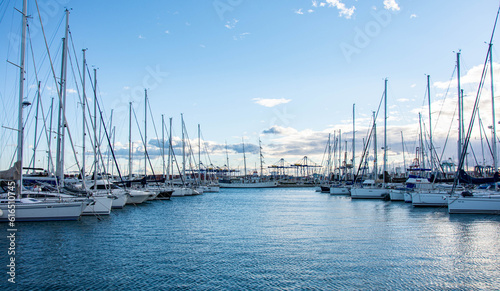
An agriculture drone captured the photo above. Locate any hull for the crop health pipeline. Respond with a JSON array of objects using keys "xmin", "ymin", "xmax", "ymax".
[
  {"xmin": 389, "ymin": 189, "xmax": 406, "ymax": 201},
  {"xmin": 330, "ymin": 187, "xmax": 350, "ymax": 195},
  {"xmin": 411, "ymin": 191, "xmax": 450, "ymax": 207},
  {"xmin": 126, "ymin": 190, "xmax": 150, "ymax": 204},
  {"xmin": 448, "ymin": 195, "xmax": 500, "ymax": 214},
  {"xmin": 404, "ymin": 192, "xmax": 413, "ymax": 203},
  {"xmin": 82, "ymin": 195, "xmax": 113, "ymax": 215},
  {"xmin": 219, "ymin": 181, "xmax": 278, "ymax": 188},
  {"xmin": 0, "ymin": 200, "xmax": 87, "ymax": 222},
  {"xmin": 351, "ymin": 188, "xmax": 389, "ymax": 199},
  {"xmin": 111, "ymin": 192, "xmax": 129, "ymax": 209}
]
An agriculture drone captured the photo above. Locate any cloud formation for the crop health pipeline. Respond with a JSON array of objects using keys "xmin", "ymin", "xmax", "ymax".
[
  {"xmin": 383, "ymin": 0, "xmax": 400, "ymax": 11},
  {"xmin": 253, "ymin": 98, "xmax": 291, "ymax": 107}
]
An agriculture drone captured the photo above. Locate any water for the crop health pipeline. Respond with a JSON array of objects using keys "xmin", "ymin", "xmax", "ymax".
[{"xmin": 2, "ymin": 188, "xmax": 500, "ymax": 290}]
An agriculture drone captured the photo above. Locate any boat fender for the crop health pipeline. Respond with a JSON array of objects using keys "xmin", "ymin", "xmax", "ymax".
[{"xmin": 0, "ymin": 208, "xmax": 3, "ymax": 216}]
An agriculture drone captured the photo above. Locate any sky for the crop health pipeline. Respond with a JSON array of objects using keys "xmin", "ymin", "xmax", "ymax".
[{"xmin": 1, "ymin": 0, "xmax": 500, "ymax": 177}]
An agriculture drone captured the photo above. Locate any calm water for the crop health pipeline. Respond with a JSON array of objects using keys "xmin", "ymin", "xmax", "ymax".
[{"xmin": 2, "ymin": 188, "xmax": 500, "ymax": 290}]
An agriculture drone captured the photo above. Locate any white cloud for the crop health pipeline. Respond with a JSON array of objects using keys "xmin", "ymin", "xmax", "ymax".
[
  {"xmin": 233, "ymin": 32, "xmax": 250, "ymax": 41},
  {"xmin": 295, "ymin": 9, "xmax": 304, "ymax": 15},
  {"xmin": 410, "ymin": 14, "xmax": 417, "ymax": 19},
  {"xmin": 410, "ymin": 84, "xmax": 416, "ymax": 88},
  {"xmin": 253, "ymin": 98, "xmax": 291, "ymax": 107},
  {"xmin": 397, "ymin": 98, "xmax": 410, "ymax": 102},
  {"xmin": 312, "ymin": 0, "xmax": 318, "ymax": 8},
  {"xmin": 225, "ymin": 19, "xmax": 239, "ymax": 29},
  {"xmin": 383, "ymin": 0, "xmax": 400, "ymax": 11},
  {"xmin": 308, "ymin": 9, "xmax": 314, "ymax": 13},
  {"xmin": 138, "ymin": 35, "xmax": 145, "ymax": 39},
  {"xmin": 165, "ymin": 30, "xmax": 170, "ymax": 34},
  {"xmin": 325, "ymin": 0, "xmax": 355, "ymax": 19}
]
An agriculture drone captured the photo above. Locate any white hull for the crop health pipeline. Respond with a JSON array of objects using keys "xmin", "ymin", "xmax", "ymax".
[
  {"xmin": 411, "ymin": 191, "xmax": 451, "ymax": 207},
  {"xmin": 126, "ymin": 190, "xmax": 150, "ymax": 204},
  {"xmin": 204, "ymin": 186, "xmax": 220, "ymax": 193},
  {"xmin": 171, "ymin": 188, "xmax": 199, "ymax": 197},
  {"xmin": 111, "ymin": 192, "xmax": 129, "ymax": 209},
  {"xmin": 330, "ymin": 187, "xmax": 350, "ymax": 195},
  {"xmin": 351, "ymin": 188, "xmax": 389, "ymax": 199},
  {"xmin": 448, "ymin": 194, "xmax": 500, "ymax": 214},
  {"xmin": 82, "ymin": 195, "xmax": 113, "ymax": 215},
  {"xmin": 0, "ymin": 200, "xmax": 87, "ymax": 222},
  {"xmin": 219, "ymin": 181, "xmax": 278, "ymax": 188},
  {"xmin": 389, "ymin": 189, "xmax": 406, "ymax": 201},
  {"xmin": 404, "ymin": 192, "xmax": 413, "ymax": 203}
]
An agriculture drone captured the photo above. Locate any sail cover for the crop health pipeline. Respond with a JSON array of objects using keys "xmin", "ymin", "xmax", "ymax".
[{"xmin": 0, "ymin": 161, "xmax": 21, "ymax": 180}]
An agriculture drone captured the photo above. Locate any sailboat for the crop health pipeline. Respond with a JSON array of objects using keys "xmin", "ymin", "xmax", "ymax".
[
  {"xmin": 448, "ymin": 13, "xmax": 500, "ymax": 214},
  {"xmin": 351, "ymin": 80, "xmax": 390, "ymax": 199},
  {"xmin": 0, "ymin": 1, "xmax": 89, "ymax": 221},
  {"xmin": 219, "ymin": 139, "xmax": 278, "ymax": 188}
]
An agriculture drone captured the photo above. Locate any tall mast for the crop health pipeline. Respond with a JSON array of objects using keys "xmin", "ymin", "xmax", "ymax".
[
  {"xmin": 168, "ymin": 117, "xmax": 172, "ymax": 183},
  {"xmin": 372, "ymin": 111, "xmax": 377, "ymax": 180},
  {"xmin": 32, "ymin": 81, "xmax": 41, "ymax": 173},
  {"xmin": 181, "ymin": 114, "xmax": 185, "ymax": 183},
  {"xmin": 419, "ymin": 113, "xmax": 425, "ymax": 169},
  {"xmin": 198, "ymin": 124, "xmax": 201, "ymax": 183},
  {"xmin": 162, "ymin": 115, "xmax": 165, "ymax": 179},
  {"xmin": 427, "ymin": 75, "xmax": 433, "ymax": 172},
  {"xmin": 144, "ymin": 89, "xmax": 147, "ymax": 177},
  {"xmin": 327, "ymin": 133, "xmax": 331, "ymax": 181},
  {"xmin": 128, "ymin": 102, "xmax": 132, "ymax": 181},
  {"xmin": 383, "ymin": 79, "xmax": 387, "ymax": 185},
  {"xmin": 93, "ymin": 68, "xmax": 97, "ymax": 186},
  {"xmin": 489, "ymin": 43, "xmax": 498, "ymax": 176},
  {"xmin": 15, "ymin": 0, "xmax": 28, "ymax": 197},
  {"xmin": 352, "ymin": 103, "xmax": 356, "ymax": 179},
  {"xmin": 55, "ymin": 9, "xmax": 69, "ymax": 185},
  {"xmin": 47, "ymin": 97, "xmax": 54, "ymax": 174},
  {"xmin": 82, "ymin": 49, "xmax": 87, "ymax": 179},
  {"xmin": 457, "ymin": 51, "xmax": 463, "ymax": 164}
]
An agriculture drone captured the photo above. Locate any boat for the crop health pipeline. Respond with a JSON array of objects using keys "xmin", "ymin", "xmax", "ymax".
[{"xmin": 0, "ymin": 5, "xmax": 90, "ymax": 222}]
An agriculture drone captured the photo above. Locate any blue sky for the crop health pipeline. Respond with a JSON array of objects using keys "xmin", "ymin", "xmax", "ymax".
[{"xmin": 1, "ymin": 0, "xmax": 500, "ymax": 176}]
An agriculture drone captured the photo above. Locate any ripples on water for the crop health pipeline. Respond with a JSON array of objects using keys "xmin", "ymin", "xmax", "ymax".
[{"xmin": 1, "ymin": 188, "xmax": 500, "ymax": 290}]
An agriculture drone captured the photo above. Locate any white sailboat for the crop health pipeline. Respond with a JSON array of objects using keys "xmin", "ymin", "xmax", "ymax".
[
  {"xmin": 219, "ymin": 138, "xmax": 278, "ymax": 188},
  {"xmin": 351, "ymin": 80, "xmax": 390, "ymax": 199},
  {"xmin": 0, "ymin": 3, "xmax": 88, "ymax": 222}
]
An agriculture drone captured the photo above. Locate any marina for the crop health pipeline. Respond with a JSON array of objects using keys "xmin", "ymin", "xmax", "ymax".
[
  {"xmin": 1, "ymin": 188, "xmax": 499, "ymax": 290},
  {"xmin": 2, "ymin": 0, "xmax": 500, "ymax": 288}
]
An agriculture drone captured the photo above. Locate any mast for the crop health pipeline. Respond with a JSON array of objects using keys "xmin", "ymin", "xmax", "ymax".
[
  {"xmin": 457, "ymin": 51, "xmax": 463, "ymax": 164},
  {"xmin": 225, "ymin": 141, "xmax": 230, "ymax": 178},
  {"xmin": 383, "ymin": 79, "xmax": 387, "ymax": 185},
  {"xmin": 15, "ymin": 0, "xmax": 28, "ymax": 197},
  {"xmin": 82, "ymin": 49, "xmax": 86, "ymax": 179},
  {"xmin": 372, "ymin": 111, "xmax": 378, "ymax": 180},
  {"xmin": 419, "ymin": 113, "xmax": 424, "ymax": 169},
  {"xmin": 427, "ymin": 75, "xmax": 434, "ymax": 173},
  {"xmin": 144, "ymin": 89, "xmax": 147, "ymax": 177},
  {"xmin": 128, "ymin": 102, "xmax": 132, "ymax": 181},
  {"xmin": 168, "ymin": 117, "xmax": 172, "ymax": 183},
  {"xmin": 181, "ymin": 113, "xmax": 185, "ymax": 183},
  {"xmin": 198, "ymin": 124, "xmax": 201, "ymax": 184},
  {"xmin": 242, "ymin": 138, "xmax": 247, "ymax": 180},
  {"xmin": 162, "ymin": 115, "xmax": 165, "ymax": 179},
  {"xmin": 32, "ymin": 81, "xmax": 41, "ymax": 173},
  {"xmin": 352, "ymin": 103, "xmax": 355, "ymax": 180},
  {"xmin": 47, "ymin": 97, "xmax": 54, "ymax": 174},
  {"xmin": 401, "ymin": 131, "xmax": 406, "ymax": 175},
  {"xmin": 489, "ymin": 43, "xmax": 498, "ymax": 177},
  {"xmin": 259, "ymin": 138, "xmax": 264, "ymax": 178},
  {"xmin": 93, "ymin": 68, "xmax": 97, "ymax": 186},
  {"xmin": 327, "ymin": 133, "xmax": 331, "ymax": 181},
  {"xmin": 55, "ymin": 9, "xmax": 69, "ymax": 185}
]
